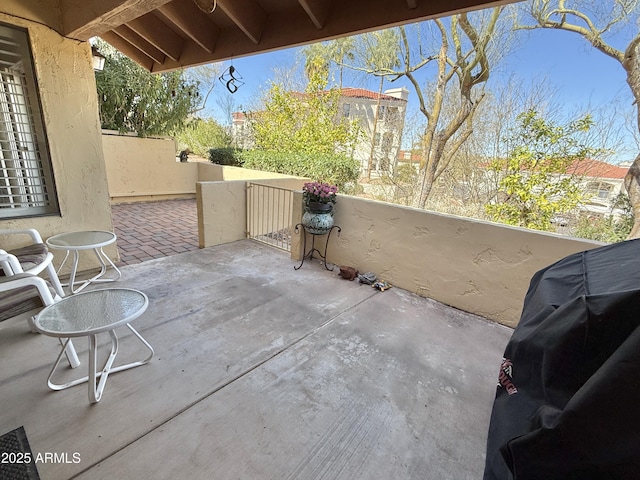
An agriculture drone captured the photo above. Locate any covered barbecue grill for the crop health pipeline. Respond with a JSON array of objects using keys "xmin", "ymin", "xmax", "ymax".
[{"xmin": 484, "ymin": 239, "xmax": 640, "ymax": 479}]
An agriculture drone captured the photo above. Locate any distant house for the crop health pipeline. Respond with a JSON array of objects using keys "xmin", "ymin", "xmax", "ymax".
[
  {"xmin": 340, "ymin": 87, "xmax": 409, "ymax": 177},
  {"xmin": 481, "ymin": 157, "xmax": 629, "ymax": 217},
  {"xmin": 231, "ymin": 111, "xmax": 255, "ymax": 150},
  {"xmin": 231, "ymin": 87, "xmax": 409, "ymax": 177},
  {"xmin": 397, "ymin": 150, "xmax": 422, "ymax": 168},
  {"xmin": 567, "ymin": 159, "xmax": 628, "ymax": 214},
  {"xmin": 394, "ymin": 153, "xmax": 629, "ymax": 215}
]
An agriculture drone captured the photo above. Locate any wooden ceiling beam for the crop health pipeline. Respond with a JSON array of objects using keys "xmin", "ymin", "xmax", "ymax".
[
  {"xmin": 61, "ymin": 0, "xmax": 171, "ymax": 40},
  {"xmin": 158, "ymin": 0, "xmax": 219, "ymax": 54},
  {"xmin": 216, "ymin": 0, "xmax": 266, "ymax": 45},
  {"xmin": 127, "ymin": 13, "xmax": 184, "ymax": 61},
  {"xmin": 406, "ymin": 0, "xmax": 418, "ymax": 8},
  {"xmin": 298, "ymin": 0, "xmax": 330, "ymax": 29},
  {"xmin": 99, "ymin": 30, "xmax": 156, "ymax": 71},
  {"xmin": 113, "ymin": 25, "xmax": 166, "ymax": 64}
]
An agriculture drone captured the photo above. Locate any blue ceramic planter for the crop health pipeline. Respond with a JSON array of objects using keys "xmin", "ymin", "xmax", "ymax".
[{"xmin": 302, "ymin": 202, "xmax": 334, "ymax": 234}]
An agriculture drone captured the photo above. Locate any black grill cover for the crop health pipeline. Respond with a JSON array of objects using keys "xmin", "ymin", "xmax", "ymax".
[{"xmin": 483, "ymin": 239, "xmax": 640, "ymax": 480}]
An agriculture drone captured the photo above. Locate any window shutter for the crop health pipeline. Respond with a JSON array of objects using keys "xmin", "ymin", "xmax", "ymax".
[{"xmin": 0, "ymin": 25, "xmax": 59, "ymax": 218}]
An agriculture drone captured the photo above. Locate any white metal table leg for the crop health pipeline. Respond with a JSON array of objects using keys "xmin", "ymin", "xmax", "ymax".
[
  {"xmin": 54, "ymin": 246, "xmax": 121, "ymax": 294},
  {"xmin": 91, "ymin": 247, "xmax": 122, "ymax": 283},
  {"xmin": 69, "ymin": 250, "xmax": 81, "ymax": 293},
  {"xmin": 45, "ymin": 324, "xmax": 154, "ymax": 403},
  {"xmin": 60, "ymin": 338, "xmax": 81, "ymax": 369},
  {"xmin": 89, "ymin": 331, "xmax": 118, "ymax": 403}
]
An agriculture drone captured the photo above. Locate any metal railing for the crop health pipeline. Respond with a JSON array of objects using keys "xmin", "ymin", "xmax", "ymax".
[{"xmin": 246, "ymin": 182, "xmax": 294, "ymax": 252}]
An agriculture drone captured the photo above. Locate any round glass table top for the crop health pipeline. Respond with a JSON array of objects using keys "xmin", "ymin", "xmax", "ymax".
[
  {"xmin": 46, "ymin": 230, "xmax": 117, "ymax": 249},
  {"xmin": 35, "ymin": 288, "xmax": 148, "ymax": 337}
]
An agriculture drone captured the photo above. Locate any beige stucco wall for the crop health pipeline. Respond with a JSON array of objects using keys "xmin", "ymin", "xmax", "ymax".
[
  {"xmin": 197, "ymin": 181, "xmax": 247, "ymax": 247},
  {"xmin": 198, "ymin": 181, "xmax": 602, "ymax": 326},
  {"xmin": 197, "ymin": 163, "xmax": 309, "ymax": 182},
  {"xmin": 322, "ymin": 196, "xmax": 603, "ymax": 327},
  {"xmin": 0, "ymin": 12, "xmax": 115, "ymax": 273},
  {"xmin": 197, "ymin": 178, "xmax": 308, "ymax": 248},
  {"xmin": 102, "ymin": 133, "xmax": 198, "ymax": 203},
  {"xmin": 103, "ymin": 149, "xmax": 307, "ymax": 203},
  {"xmin": 197, "ymin": 179, "xmax": 603, "ymax": 327}
]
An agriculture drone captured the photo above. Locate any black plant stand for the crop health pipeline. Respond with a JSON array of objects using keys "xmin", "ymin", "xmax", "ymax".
[{"xmin": 294, "ymin": 224, "xmax": 341, "ymax": 271}]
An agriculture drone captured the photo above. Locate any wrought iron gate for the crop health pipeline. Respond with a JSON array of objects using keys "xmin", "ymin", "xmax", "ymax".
[{"xmin": 246, "ymin": 182, "xmax": 294, "ymax": 252}]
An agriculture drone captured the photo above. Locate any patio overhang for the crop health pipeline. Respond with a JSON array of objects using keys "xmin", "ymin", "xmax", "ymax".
[{"xmin": 14, "ymin": 0, "xmax": 519, "ymax": 72}]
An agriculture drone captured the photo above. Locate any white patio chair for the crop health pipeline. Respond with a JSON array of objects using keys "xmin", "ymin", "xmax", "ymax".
[
  {"xmin": 0, "ymin": 253, "xmax": 80, "ymax": 369},
  {"xmin": 0, "ymin": 228, "xmax": 65, "ymax": 297}
]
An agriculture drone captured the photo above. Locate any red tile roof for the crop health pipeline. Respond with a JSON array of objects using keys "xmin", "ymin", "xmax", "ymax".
[
  {"xmin": 340, "ymin": 88, "xmax": 406, "ymax": 102},
  {"xmin": 397, "ymin": 150, "xmax": 422, "ymax": 163},
  {"xmin": 400, "ymin": 154, "xmax": 629, "ymax": 179},
  {"xmin": 568, "ymin": 159, "xmax": 628, "ymax": 179}
]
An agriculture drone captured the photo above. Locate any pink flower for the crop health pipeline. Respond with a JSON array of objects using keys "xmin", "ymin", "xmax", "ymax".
[{"xmin": 303, "ymin": 181, "xmax": 338, "ymax": 205}]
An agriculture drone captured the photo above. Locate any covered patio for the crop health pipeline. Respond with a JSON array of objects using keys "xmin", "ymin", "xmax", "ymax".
[{"xmin": 0, "ymin": 240, "xmax": 512, "ymax": 479}]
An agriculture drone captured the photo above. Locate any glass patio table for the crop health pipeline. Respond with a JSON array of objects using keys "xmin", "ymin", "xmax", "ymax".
[
  {"xmin": 46, "ymin": 230, "xmax": 121, "ymax": 294},
  {"xmin": 34, "ymin": 288, "xmax": 154, "ymax": 403}
]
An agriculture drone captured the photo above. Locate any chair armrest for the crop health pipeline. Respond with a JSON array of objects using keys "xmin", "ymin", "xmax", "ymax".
[
  {"xmin": 0, "ymin": 252, "xmax": 25, "ymax": 275},
  {"xmin": 0, "ymin": 272, "xmax": 55, "ymax": 306},
  {"xmin": 0, "ymin": 228, "xmax": 44, "ymax": 244}
]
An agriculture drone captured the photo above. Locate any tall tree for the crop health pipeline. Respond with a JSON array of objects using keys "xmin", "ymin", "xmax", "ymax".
[
  {"xmin": 518, "ymin": 0, "xmax": 640, "ymax": 236},
  {"xmin": 329, "ymin": 37, "xmax": 356, "ymax": 88},
  {"xmin": 358, "ymin": 30, "xmax": 402, "ymax": 179},
  {"xmin": 249, "ymin": 66, "xmax": 360, "ymax": 156},
  {"xmin": 303, "ymin": 39, "xmax": 356, "ymax": 89},
  {"xmin": 94, "ymin": 40, "xmax": 201, "ymax": 137},
  {"xmin": 344, "ymin": 8, "xmax": 506, "ymax": 207},
  {"xmin": 302, "ymin": 43, "xmax": 331, "ymax": 84},
  {"xmin": 486, "ymin": 109, "xmax": 603, "ymax": 230}
]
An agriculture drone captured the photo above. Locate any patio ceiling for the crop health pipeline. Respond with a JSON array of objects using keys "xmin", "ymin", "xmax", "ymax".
[{"xmin": 58, "ymin": 0, "xmax": 517, "ymax": 72}]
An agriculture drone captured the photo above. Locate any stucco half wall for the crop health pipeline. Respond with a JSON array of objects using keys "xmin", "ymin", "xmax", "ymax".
[
  {"xmin": 103, "ymin": 133, "xmax": 198, "ymax": 203},
  {"xmin": 326, "ymin": 196, "xmax": 603, "ymax": 327},
  {"xmin": 196, "ymin": 182, "xmax": 603, "ymax": 327},
  {"xmin": 0, "ymin": 12, "xmax": 115, "ymax": 273},
  {"xmin": 197, "ymin": 178, "xmax": 307, "ymax": 248}
]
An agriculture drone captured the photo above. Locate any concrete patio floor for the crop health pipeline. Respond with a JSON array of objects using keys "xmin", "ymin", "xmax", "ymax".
[{"xmin": 0, "ymin": 240, "xmax": 512, "ymax": 479}]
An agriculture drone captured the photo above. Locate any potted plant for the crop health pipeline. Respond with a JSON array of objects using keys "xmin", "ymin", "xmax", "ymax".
[
  {"xmin": 301, "ymin": 182, "xmax": 338, "ymax": 234},
  {"xmin": 302, "ymin": 181, "xmax": 338, "ymax": 213}
]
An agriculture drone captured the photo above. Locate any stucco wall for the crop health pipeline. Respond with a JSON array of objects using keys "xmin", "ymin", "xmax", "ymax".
[
  {"xmin": 197, "ymin": 181, "xmax": 247, "ymax": 247},
  {"xmin": 102, "ymin": 133, "xmax": 198, "ymax": 203},
  {"xmin": 197, "ymin": 163, "xmax": 309, "ymax": 182},
  {"xmin": 323, "ymin": 196, "xmax": 602, "ymax": 327},
  {"xmin": 103, "ymin": 149, "xmax": 308, "ymax": 202},
  {"xmin": 197, "ymin": 178, "xmax": 308, "ymax": 248},
  {"xmin": 197, "ymin": 181, "xmax": 603, "ymax": 326},
  {"xmin": 198, "ymin": 179, "xmax": 604, "ymax": 327},
  {"xmin": 0, "ymin": 12, "xmax": 115, "ymax": 273}
]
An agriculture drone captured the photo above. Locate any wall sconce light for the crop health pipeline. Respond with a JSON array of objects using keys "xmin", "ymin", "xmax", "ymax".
[{"xmin": 91, "ymin": 45, "xmax": 106, "ymax": 72}]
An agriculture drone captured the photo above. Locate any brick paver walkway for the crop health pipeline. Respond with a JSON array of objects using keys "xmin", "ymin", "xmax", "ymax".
[{"xmin": 111, "ymin": 199, "xmax": 199, "ymax": 266}]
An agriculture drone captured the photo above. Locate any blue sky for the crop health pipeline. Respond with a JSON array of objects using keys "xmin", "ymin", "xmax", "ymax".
[{"xmin": 208, "ymin": 14, "xmax": 638, "ymax": 163}]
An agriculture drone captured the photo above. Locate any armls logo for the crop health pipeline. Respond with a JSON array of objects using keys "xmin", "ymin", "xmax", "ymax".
[{"xmin": 498, "ymin": 358, "xmax": 518, "ymax": 395}]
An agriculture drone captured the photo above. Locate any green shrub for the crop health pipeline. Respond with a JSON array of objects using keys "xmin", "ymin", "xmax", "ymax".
[
  {"xmin": 238, "ymin": 149, "xmax": 359, "ymax": 190},
  {"xmin": 571, "ymin": 194, "xmax": 634, "ymax": 243},
  {"xmin": 572, "ymin": 214, "xmax": 631, "ymax": 243},
  {"xmin": 174, "ymin": 118, "xmax": 231, "ymax": 157},
  {"xmin": 209, "ymin": 148, "xmax": 243, "ymax": 166}
]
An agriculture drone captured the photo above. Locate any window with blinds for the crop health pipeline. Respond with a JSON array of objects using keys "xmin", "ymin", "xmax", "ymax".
[{"xmin": 0, "ymin": 23, "xmax": 58, "ymax": 218}]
